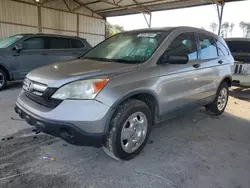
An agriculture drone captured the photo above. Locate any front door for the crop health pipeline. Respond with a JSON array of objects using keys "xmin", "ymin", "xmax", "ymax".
[
  {"xmin": 11, "ymin": 37, "xmax": 50, "ymax": 79},
  {"xmin": 158, "ymin": 32, "xmax": 203, "ymax": 116}
]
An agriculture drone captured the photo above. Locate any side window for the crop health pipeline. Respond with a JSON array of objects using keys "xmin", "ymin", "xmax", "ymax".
[
  {"xmin": 22, "ymin": 37, "xmax": 45, "ymax": 50},
  {"xmin": 71, "ymin": 39, "xmax": 84, "ymax": 48},
  {"xmin": 198, "ymin": 34, "xmax": 217, "ymax": 59},
  {"xmin": 49, "ymin": 37, "xmax": 71, "ymax": 49},
  {"xmin": 165, "ymin": 32, "xmax": 198, "ymax": 61},
  {"xmin": 216, "ymin": 40, "xmax": 229, "ymax": 56}
]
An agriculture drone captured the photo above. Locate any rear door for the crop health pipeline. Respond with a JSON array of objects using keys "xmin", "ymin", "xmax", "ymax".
[
  {"xmin": 45, "ymin": 37, "xmax": 88, "ymax": 64},
  {"xmin": 195, "ymin": 33, "xmax": 222, "ymax": 99},
  {"xmin": 46, "ymin": 37, "xmax": 74, "ymax": 63}
]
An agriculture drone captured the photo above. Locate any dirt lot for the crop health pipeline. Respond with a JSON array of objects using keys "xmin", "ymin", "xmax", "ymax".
[{"xmin": 0, "ymin": 83, "xmax": 250, "ymax": 188}]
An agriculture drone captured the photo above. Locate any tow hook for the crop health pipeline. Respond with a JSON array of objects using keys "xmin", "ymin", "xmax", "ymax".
[{"xmin": 32, "ymin": 129, "xmax": 41, "ymax": 134}]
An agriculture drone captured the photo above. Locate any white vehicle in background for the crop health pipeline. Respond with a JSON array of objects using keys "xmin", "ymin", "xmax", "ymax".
[{"xmin": 226, "ymin": 38, "xmax": 250, "ymax": 88}]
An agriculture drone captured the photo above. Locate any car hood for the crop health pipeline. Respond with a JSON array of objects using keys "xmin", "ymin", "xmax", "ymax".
[{"xmin": 27, "ymin": 59, "xmax": 138, "ymax": 88}]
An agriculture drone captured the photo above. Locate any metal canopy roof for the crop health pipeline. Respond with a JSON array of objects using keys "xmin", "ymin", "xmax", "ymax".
[
  {"xmin": 32, "ymin": 0, "xmax": 245, "ymax": 19},
  {"xmin": 69, "ymin": 0, "xmax": 240, "ymax": 17}
]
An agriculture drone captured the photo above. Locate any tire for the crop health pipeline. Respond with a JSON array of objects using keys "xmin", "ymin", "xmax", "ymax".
[
  {"xmin": 0, "ymin": 68, "xmax": 7, "ymax": 91},
  {"xmin": 103, "ymin": 99, "xmax": 152, "ymax": 160},
  {"xmin": 205, "ymin": 82, "xmax": 229, "ymax": 116}
]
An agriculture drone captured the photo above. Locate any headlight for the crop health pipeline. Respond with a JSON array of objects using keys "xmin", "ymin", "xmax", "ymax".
[
  {"xmin": 52, "ymin": 79, "xmax": 108, "ymax": 100},
  {"xmin": 242, "ymin": 64, "xmax": 250, "ymax": 75}
]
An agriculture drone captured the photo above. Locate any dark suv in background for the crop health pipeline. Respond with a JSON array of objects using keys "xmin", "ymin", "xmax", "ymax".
[
  {"xmin": 0, "ymin": 33, "xmax": 92, "ymax": 90},
  {"xmin": 225, "ymin": 38, "xmax": 250, "ymax": 88}
]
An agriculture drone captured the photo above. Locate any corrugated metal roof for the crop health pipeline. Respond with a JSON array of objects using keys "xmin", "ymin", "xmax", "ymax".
[
  {"xmin": 19, "ymin": 0, "xmax": 244, "ymax": 18},
  {"xmin": 64, "ymin": 0, "xmax": 242, "ymax": 17}
]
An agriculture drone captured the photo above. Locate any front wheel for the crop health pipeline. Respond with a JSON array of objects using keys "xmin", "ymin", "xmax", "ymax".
[
  {"xmin": 103, "ymin": 99, "xmax": 152, "ymax": 160},
  {"xmin": 205, "ymin": 82, "xmax": 229, "ymax": 116}
]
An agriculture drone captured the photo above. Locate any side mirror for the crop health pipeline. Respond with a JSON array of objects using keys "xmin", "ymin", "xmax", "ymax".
[
  {"xmin": 168, "ymin": 55, "xmax": 189, "ymax": 64},
  {"xmin": 159, "ymin": 54, "xmax": 189, "ymax": 65},
  {"xmin": 14, "ymin": 43, "xmax": 23, "ymax": 53}
]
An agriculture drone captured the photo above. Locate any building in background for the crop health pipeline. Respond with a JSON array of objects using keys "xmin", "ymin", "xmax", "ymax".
[{"xmin": 0, "ymin": 0, "xmax": 105, "ymax": 46}]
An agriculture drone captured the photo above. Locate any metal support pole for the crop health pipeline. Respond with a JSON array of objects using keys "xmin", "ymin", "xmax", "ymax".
[
  {"xmin": 149, "ymin": 13, "xmax": 152, "ymax": 28},
  {"xmin": 77, "ymin": 14, "xmax": 79, "ymax": 37},
  {"xmin": 142, "ymin": 12, "xmax": 152, "ymax": 28},
  {"xmin": 104, "ymin": 17, "xmax": 107, "ymax": 39},
  {"xmin": 37, "ymin": 6, "xmax": 42, "ymax": 33},
  {"xmin": 216, "ymin": 4, "xmax": 224, "ymax": 36}
]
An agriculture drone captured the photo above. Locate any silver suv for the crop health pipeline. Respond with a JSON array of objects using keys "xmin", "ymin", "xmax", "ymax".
[
  {"xmin": 0, "ymin": 33, "xmax": 92, "ymax": 90},
  {"xmin": 15, "ymin": 27, "xmax": 234, "ymax": 160}
]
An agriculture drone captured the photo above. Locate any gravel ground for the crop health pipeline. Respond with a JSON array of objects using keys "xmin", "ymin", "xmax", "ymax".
[{"xmin": 0, "ymin": 83, "xmax": 250, "ymax": 188}]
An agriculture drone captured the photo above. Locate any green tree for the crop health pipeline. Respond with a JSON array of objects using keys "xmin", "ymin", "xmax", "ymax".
[
  {"xmin": 221, "ymin": 22, "xmax": 229, "ymax": 38},
  {"xmin": 229, "ymin": 23, "xmax": 235, "ymax": 37},
  {"xmin": 239, "ymin": 21, "xmax": 246, "ymax": 36},
  {"xmin": 239, "ymin": 21, "xmax": 245, "ymax": 36},
  {"xmin": 106, "ymin": 22, "xmax": 125, "ymax": 38},
  {"xmin": 239, "ymin": 21, "xmax": 250, "ymax": 37},
  {"xmin": 209, "ymin": 22, "xmax": 218, "ymax": 33}
]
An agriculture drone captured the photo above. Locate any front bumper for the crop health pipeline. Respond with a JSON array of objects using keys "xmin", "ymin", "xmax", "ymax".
[
  {"xmin": 232, "ymin": 75, "xmax": 250, "ymax": 87},
  {"xmin": 15, "ymin": 90, "xmax": 112, "ymax": 147},
  {"xmin": 15, "ymin": 104, "xmax": 104, "ymax": 147}
]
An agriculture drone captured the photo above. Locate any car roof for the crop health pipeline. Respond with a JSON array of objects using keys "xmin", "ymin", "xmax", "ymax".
[
  {"xmin": 11, "ymin": 33, "xmax": 86, "ymax": 40},
  {"xmin": 123, "ymin": 26, "xmax": 219, "ymax": 39}
]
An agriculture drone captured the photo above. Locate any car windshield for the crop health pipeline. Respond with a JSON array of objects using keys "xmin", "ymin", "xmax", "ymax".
[
  {"xmin": 226, "ymin": 41, "xmax": 250, "ymax": 53},
  {"xmin": 0, "ymin": 35, "xmax": 23, "ymax": 48},
  {"xmin": 83, "ymin": 31, "xmax": 170, "ymax": 63}
]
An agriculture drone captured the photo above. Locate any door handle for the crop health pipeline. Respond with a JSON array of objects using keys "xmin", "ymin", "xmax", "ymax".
[
  {"xmin": 41, "ymin": 52, "xmax": 48, "ymax": 55},
  {"xmin": 218, "ymin": 60, "xmax": 223, "ymax": 64},
  {"xmin": 193, "ymin": 64, "xmax": 201, "ymax": 68},
  {"xmin": 13, "ymin": 54, "xmax": 20, "ymax": 57}
]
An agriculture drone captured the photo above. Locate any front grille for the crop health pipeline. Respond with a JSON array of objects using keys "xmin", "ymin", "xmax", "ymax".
[
  {"xmin": 23, "ymin": 79, "xmax": 62, "ymax": 108},
  {"xmin": 23, "ymin": 79, "xmax": 47, "ymax": 96},
  {"xmin": 25, "ymin": 90, "xmax": 62, "ymax": 108},
  {"xmin": 234, "ymin": 64, "xmax": 244, "ymax": 74}
]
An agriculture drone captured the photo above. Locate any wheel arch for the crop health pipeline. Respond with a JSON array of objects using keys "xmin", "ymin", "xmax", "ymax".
[
  {"xmin": 220, "ymin": 76, "xmax": 232, "ymax": 87},
  {"xmin": 0, "ymin": 63, "xmax": 12, "ymax": 81},
  {"xmin": 104, "ymin": 90, "xmax": 160, "ymax": 134}
]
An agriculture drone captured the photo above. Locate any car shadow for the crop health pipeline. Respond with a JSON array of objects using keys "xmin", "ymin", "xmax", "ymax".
[
  {"xmin": 5, "ymin": 81, "xmax": 23, "ymax": 90},
  {"xmin": 229, "ymin": 87, "xmax": 250, "ymax": 102},
  {"xmin": 1, "ymin": 107, "xmax": 250, "ymax": 188}
]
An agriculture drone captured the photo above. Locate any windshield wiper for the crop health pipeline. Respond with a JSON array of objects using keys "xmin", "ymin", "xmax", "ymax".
[
  {"xmin": 81, "ymin": 57, "xmax": 144, "ymax": 64},
  {"xmin": 83, "ymin": 57, "xmax": 114, "ymax": 62},
  {"xmin": 109, "ymin": 59, "xmax": 144, "ymax": 64}
]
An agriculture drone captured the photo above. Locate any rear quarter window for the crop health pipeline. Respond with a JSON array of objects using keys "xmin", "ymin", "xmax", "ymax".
[
  {"xmin": 216, "ymin": 40, "xmax": 229, "ymax": 56},
  {"xmin": 71, "ymin": 39, "xmax": 84, "ymax": 48}
]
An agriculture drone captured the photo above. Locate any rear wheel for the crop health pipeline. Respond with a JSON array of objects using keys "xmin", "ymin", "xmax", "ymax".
[
  {"xmin": 103, "ymin": 99, "xmax": 152, "ymax": 160},
  {"xmin": 0, "ymin": 68, "xmax": 7, "ymax": 91},
  {"xmin": 205, "ymin": 82, "xmax": 229, "ymax": 116}
]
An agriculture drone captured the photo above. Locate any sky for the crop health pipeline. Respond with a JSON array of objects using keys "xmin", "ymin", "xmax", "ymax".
[{"xmin": 107, "ymin": 0, "xmax": 250, "ymax": 38}]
